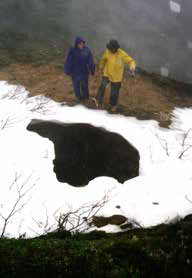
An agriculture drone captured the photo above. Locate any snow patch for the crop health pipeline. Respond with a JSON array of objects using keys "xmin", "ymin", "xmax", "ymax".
[
  {"xmin": 161, "ymin": 67, "xmax": 169, "ymax": 77},
  {"xmin": 0, "ymin": 81, "xmax": 192, "ymax": 238},
  {"xmin": 187, "ymin": 41, "xmax": 192, "ymax": 49},
  {"xmin": 169, "ymin": 1, "xmax": 181, "ymax": 13}
]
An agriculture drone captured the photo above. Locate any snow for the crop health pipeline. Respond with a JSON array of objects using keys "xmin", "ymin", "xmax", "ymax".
[
  {"xmin": 161, "ymin": 67, "xmax": 169, "ymax": 78},
  {"xmin": 0, "ymin": 81, "xmax": 191, "ymax": 238},
  {"xmin": 169, "ymin": 1, "xmax": 181, "ymax": 14},
  {"xmin": 187, "ymin": 41, "xmax": 192, "ymax": 50}
]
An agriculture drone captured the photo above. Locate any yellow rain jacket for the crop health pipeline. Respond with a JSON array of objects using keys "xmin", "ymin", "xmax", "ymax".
[{"xmin": 99, "ymin": 48, "xmax": 136, "ymax": 82}]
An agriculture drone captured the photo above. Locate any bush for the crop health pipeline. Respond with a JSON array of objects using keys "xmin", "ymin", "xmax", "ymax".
[{"xmin": 0, "ymin": 217, "xmax": 192, "ymax": 277}]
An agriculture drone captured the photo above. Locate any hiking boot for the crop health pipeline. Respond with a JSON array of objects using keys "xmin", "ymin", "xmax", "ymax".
[{"xmin": 91, "ymin": 97, "xmax": 99, "ymax": 108}]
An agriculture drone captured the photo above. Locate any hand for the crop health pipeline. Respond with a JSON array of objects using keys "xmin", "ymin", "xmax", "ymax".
[
  {"xmin": 97, "ymin": 67, "xmax": 103, "ymax": 75},
  {"xmin": 129, "ymin": 66, "xmax": 135, "ymax": 76}
]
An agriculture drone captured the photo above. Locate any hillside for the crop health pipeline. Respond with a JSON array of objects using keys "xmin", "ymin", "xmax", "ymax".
[{"xmin": 0, "ymin": 34, "xmax": 192, "ymax": 128}]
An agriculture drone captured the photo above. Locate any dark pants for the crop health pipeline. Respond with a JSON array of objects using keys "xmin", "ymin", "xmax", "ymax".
[
  {"xmin": 96, "ymin": 77, "xmax": 121, "ymax": 106},
  {"xmin": 72, "ymin": 75, "xmax": 89, "ymax": 101}
]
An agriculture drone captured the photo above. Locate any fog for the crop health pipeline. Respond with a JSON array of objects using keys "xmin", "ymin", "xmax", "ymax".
[{"xmin": 0, "ymin": 0, "xmax": 192, "ymax": 82}]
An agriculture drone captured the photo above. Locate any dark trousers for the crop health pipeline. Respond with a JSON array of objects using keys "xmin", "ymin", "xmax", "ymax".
[
  {"xmin": 96, "ymin": 77, "xmax": 121, "ymax": 106},
  {"xmin": 72, "ymin": 75, "xmax": 89, "ymax": 101}
]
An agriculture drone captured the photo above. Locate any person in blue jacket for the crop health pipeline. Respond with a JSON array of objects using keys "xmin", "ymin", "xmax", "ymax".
[{"xmin": 64, "ymin": 37, "xmax": 95, "ymax": 103}]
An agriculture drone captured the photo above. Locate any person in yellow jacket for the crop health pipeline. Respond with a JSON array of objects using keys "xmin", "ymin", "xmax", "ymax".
[{"xmin": 95, "ymin": 40, "xmax": 136, "ymax": 112}]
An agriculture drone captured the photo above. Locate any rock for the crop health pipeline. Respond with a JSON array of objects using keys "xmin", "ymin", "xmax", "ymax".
[
  {"xmin": 91, "ymin": 216, "xmax": 109, "ymax": 228},
  {"xmin": 108, "ymin": 215, "xmax": 127, "ymax": 225},
  {"xmin": 120, "ymin": 223, "xmax": 134, "ymax": 230},
  {"xmin": 27, "ymin": 119, "xmax": 140, "ymax": 186},
  {"xmin": 91, "ymin": 215, "xmax": 127, "ymax": 228}
]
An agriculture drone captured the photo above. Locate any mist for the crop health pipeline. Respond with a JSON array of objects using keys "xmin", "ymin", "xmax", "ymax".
[{"xmin": 0, "ymin": 0, "xmax": 191, "ymax": 83}]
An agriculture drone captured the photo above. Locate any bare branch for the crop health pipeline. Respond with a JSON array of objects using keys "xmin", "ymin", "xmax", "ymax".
[
  {"xmin": 0, "ymin": 173, "xmax": 37, "ymax": 238},
  {"xmin": 152, "ymin": 131, "xmax": 170, "ymax": 156},
  {"xmin": 31, "ymin": 203, "xmax": 56, "ymax": 234},
  {"xmin": 178, "ymin": 145, "xmax": 192, "ymax": 159},
  {"xmin": 152, "ymin": 129, "xmax": 192, "ymax": 159},
  {"xmin": 54, "ymin": 192, "xmax": 110, "ymax": 233},
  {"xmin": 0, "ymin": 114, "xmax": 26, "ymax": 130},
  {"xmin": 29, "ymin": 96, "xmax": 50, "ymax": 114},
  {"xmin": 178, "ymin": 129, "xmax": 192, "ymax": 159},
  {"xmin": 185, "ymin": 194, "xmax": 192, "ymax": 204}
]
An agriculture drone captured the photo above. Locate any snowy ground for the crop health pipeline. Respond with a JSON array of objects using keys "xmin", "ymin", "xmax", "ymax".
[{"xmin": 0, "ymin": 81, "xmax": 192, "ymax": 238}]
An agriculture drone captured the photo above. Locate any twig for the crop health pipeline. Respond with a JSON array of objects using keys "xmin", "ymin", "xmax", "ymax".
[
  {"xmin": 178, "ymin": 129, "xmax": 192, "ymax": 159},
  {"xmin": 153, "ymin": 131, "xmax": 170, "ymax": 156},
  {"xmin": 185, "ymin": 194, "xmax": 192, "ymax": 204},
  {"xmin": 55, "ymin": 193, "xmax": 110, "ymax": 233},
  {"xmin": 0, "ymin": 173, "xmax": 37, "ymax": 238}
]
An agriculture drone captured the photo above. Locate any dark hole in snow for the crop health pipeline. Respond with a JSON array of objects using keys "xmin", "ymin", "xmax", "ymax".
[{"xmin": 27, "ymin": 119, "xmax": 140, "ymax": 187}]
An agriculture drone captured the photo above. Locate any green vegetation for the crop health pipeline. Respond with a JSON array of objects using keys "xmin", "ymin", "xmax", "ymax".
[{"xmin": 0, "ymin": 216, "xmax": 192, "ymax": 277}]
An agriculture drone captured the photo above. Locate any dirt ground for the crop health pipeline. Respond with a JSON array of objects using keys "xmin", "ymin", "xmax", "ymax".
[{"xmin": 0, "ymin": 61, "xmax": 192, "ymax": 127}]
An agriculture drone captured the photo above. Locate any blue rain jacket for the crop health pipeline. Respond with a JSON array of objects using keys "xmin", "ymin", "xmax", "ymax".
[{"xmin": 64, "ymin": 37, "xmax": 95, "ymax": 79}]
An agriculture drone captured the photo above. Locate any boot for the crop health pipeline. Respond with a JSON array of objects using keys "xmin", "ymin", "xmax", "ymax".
[{"xmin": 91, "ymin": 97, "xmax": 99, "ymax": 107}]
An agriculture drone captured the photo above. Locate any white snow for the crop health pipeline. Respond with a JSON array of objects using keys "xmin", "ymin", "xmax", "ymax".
[
  {"xmin": 169, "ymin": 1, "xmax": 181, "ymax": 14},
  {"xmin": 161, "ymin": 67, "xmax": 169, "ymax": 78},
  {"xmin": 187, "ymin": 41, "xmax": 192, "ymax": 49},
  {"xmin": 0, "ymin": 81, "xmax": 191, "ymax": 238}
]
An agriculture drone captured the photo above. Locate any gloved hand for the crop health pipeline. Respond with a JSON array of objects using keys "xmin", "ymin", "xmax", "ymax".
[
  {"xmin": 129, "ymin": 64, "xmax": 136, "ymax": 76},
  {"xmin": 130, "ymin": 64, "xmax": 136, "ymax": 73},
  {"xmin": 97, "ymin": 67, "xmax": 103, "ymax": 75}
]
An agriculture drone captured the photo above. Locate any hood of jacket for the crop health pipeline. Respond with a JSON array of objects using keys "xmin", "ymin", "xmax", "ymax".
[{"xmin": 74, "ymin": 36, "xmax": 86, "ymax": 48}]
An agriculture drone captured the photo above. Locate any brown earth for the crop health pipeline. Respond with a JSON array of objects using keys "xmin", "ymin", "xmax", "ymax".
[{"xmin": 0, "ymin": 52, "xmax": 192, "ymax": 127}]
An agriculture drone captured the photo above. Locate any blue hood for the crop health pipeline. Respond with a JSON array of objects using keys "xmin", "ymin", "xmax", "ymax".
[{"xmin": 74, "ymin": 36, "xmax": 86, "ymax": 48}]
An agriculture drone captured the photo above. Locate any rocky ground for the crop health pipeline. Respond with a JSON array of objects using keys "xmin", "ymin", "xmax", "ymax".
[{"xmin": 0, "ymin": 33, "xmax": 192, "ymax": 128}]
